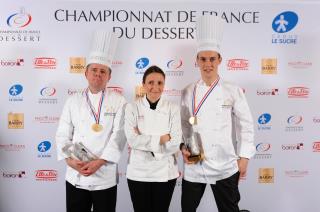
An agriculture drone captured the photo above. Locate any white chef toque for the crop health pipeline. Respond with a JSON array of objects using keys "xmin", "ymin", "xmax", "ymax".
[
  {"xmin": 196, "ymin": 15, "xmax": 224, "ymax": 54},
  {"xmin": 87, "ymin": 30, "xmax": 118, "ymax": 68}
]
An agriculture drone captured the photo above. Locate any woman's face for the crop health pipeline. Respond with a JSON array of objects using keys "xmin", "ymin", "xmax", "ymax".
[{"xmin": 143, "ymin": 72, "xmax": 165, "ymax": 102}]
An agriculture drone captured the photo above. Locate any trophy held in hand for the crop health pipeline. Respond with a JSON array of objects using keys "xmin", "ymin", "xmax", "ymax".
[{"xmin": 185, "ymin": 132, "xmax": 205, "ymax": 163}]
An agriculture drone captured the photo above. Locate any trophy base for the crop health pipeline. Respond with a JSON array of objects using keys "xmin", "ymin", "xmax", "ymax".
[{"xmin": 188, "ymin": 153, "xmax": 204, "ymax": 163}]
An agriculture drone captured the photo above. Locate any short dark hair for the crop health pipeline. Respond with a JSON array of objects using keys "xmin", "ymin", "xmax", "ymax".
[
  {"xmin": 196, "ymin": 52, "xmax": 221, "ymax": 59},
  {"xmin": 142, "ymin": 65, "xmax": 165, "ymax": 83},
  {"xmin": 86, "ymin": 64, "xmax": 112, "ymax": 74}
]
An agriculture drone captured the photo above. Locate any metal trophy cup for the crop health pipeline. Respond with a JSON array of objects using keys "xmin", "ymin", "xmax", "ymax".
[{"xmin": 186, "ymin": 132, "xmax": 204, "ymax": 163}]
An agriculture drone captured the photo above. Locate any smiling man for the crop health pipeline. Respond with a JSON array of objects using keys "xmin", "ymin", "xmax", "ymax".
[
  {"xmin": 56, "ymin": 30, "xmax": 126, "ymax": 212},
  {"xmin": 180, "ymin": 15, "xmax": 256, "ymax": 212}
]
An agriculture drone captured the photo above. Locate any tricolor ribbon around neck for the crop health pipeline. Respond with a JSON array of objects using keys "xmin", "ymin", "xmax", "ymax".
[
  {"xmin": 85, "ymin": 88, "xmax": 105, "ymax": 124},
  {"xmin": 192, "ymin": 76, "xmax": 220, "ymax": 116}
]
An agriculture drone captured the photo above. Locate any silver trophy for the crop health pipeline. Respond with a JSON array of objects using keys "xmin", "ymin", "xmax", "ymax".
[
  {"xmin": 62, "ymin": 142, "xmax": 98, "ymax": 162},
  {"xmin": 185, "ymin": 132, "xmax": 204, "ymax": 163}
]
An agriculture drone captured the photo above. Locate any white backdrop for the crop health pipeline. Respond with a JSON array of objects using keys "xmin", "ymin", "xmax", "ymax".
[{"xmin": 1, "ymin": 1, "xmax": 320, "ymax": 212}]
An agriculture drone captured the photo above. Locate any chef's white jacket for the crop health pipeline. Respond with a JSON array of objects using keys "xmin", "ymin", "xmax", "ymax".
[
  {"xmin": 125, "ymin": 96, "xmax": 181, "ymax": 182},
  {"xmin": 181, "ymin": 78, "xmax": 255, "ymax": 184},
  {"xmin": 56, "ymin": 88, "xmax": 126, "ymax": 190}
]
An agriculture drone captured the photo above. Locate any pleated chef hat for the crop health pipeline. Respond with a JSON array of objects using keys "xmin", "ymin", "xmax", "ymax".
[
  {"xmin": 87, "ymin": 30, "xmax": 118, "ymax": 67},
  {"xmin": 196, "ymin": 15, "xmax": 224, "ymax": 53}
]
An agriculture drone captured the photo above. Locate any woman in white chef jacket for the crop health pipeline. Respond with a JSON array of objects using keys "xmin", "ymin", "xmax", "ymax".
[{"xmin": 124, "ymin": 65, "xmax": 182, "ymax": 212}]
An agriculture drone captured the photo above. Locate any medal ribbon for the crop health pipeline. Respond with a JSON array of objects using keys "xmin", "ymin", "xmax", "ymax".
[
  {"xmin": 85, "ymin": 88, "xmax": 105, "ymax": 125},
  {"xmin": 192, "ymin": 76, "xmax": 220, "ymax": 116}
]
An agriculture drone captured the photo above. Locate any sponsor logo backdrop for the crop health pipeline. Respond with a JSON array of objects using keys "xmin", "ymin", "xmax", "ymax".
[{"xmin": 1, "ymin": 1, "xmax": 320, "ymax": 212}]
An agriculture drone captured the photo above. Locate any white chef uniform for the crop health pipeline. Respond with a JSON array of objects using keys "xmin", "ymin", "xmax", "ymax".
[
  {"xmin": 125, "ymin": 96, "xmax": 181, "ymax": 182},
  {"xmin": 181, "ymin": 78, "xmax": 255, "ymax": 184},
  {"xmin": 56, "ymin": 88, "xmax": 126, "ymax": 190}
]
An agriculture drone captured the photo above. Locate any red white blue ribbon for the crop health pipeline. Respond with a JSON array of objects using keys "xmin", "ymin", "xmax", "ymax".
[
  {"xmin": 192, "ymin": 76, "xmax": 220, "ymax": 116},
  {"xmin": 85, "ymin": 88, "xmax": 105, "ymax": 124}
]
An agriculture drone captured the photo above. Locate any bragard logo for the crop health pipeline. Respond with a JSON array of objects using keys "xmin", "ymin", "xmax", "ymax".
[
  {"xmin": 282, "ymin": 143, "xmax": 304, "ymax": 150},
  {"xmin": 227, "ymin": 59, "xmax": 249, "ymax": 70},
  {"xmin": 256, "ymin": 88, "xmax": 279, "ymax": 96},
  {"xmin": 288, "ymin": 87, "xmax": 309, "ymax": 98},
  {"xmin": 68, "ymin": 88, "xmax": 84, "ymax": 96},
  {"xmin": 0, "ymin": 59, "xmax": 24, "ymax": 66},
  {"xmin": 2, "ymin": 171, "xmax": 26, "ymax": 178}
]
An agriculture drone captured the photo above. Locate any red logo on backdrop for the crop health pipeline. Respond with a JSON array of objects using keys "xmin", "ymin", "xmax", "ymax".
[
  {"xmin": 35, "ymin": 170, "xmax": 58, "ymax": 181},
  {"xmin": 34, "ymin": 57, "xmax": 56, "ymax": 69},
  {"xmin": 288, "ymin": 87, "xmax": 309, "ymax": 98},
  {"xmin": 313, "ymin": 142, "xmax": 320, "ymax": 152},
  {"xmin": 227, "ymin": 59, "xmax": 249, "ymax": 70},
  {"xmin": 107, "ymin": 86, "xmax": 123, "ymax": 95}
]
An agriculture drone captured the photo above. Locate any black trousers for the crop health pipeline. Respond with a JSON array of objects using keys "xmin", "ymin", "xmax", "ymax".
[
  {"xmin": 127, "ymin": 178, "xmax": 177, "ymax": 212},
  {"xmin": 181, "ymin": 172, "xmax": 241, "ymax": 212},
  {"xmin": 66, "ymin": 181, "xmax": 117, "ymax": 212}
]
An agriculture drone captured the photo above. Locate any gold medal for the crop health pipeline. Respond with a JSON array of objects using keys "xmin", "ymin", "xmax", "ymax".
[
  {"xmin": 189, "ymin": 116, "xmax": 197, "ymax": 125},
  {"xmin": 92, "ymin": 124, "xmax": 103, "ymax": 132}
]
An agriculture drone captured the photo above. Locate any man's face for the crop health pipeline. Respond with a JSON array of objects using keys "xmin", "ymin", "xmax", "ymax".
[
  {"xmin": 85, "ymin": 63, "xmax": 111, "ymax": 92},
  {"xmin": 196, "ymin": 50, "xmax": 222, "ymax": 79},
  {"xmin": 143, "ymin": 72, "xmax": 165, "ymax": 101}
]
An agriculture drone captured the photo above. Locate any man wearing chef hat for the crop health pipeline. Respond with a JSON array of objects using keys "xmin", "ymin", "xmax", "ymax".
[
  {"xmin": 180, "ymin": 15, "xmax": 255, "ymax": 212},
  {"xmin": 56, "ymin": 30, "xmax": 126, "ymax": 212}
]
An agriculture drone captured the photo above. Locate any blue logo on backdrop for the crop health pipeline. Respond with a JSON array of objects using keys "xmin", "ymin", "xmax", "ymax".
[
  {"xmin": 257, "ymin": 113, "xmax": 272, "ymax": 130},
  {"xmin": 258, "ymin": 113, "xmax": 271, "ymax": 124},
  {"xmin": 272, "ymin": 11, "xmax": 298, "ymax": 33},
  {"xmin": 271, "ymin": 11, "xmax": 298, "ymax": 45},
  {"xmin": 37, "ymin": 141, "xmax": 52, "ymax": 158},
  {"xmin": 135, "ymin": 57, "xmax": 149, "ymax": 69},
  {"xmin": 8, "ymin": 84, "xmax": 23, "ymax": 102},
  {"xmin": 38, "ymin": 141, "xmax": 51, "ymax": 152},
  {"xmin": 9, "ymin": 84, "xmax": 23, "ymax": 96}
]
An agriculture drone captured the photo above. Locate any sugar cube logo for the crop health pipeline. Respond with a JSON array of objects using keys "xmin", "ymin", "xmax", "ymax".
[{"xmin": 272, "ymin": 11, "xmax": 298, "ymax": 33}]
